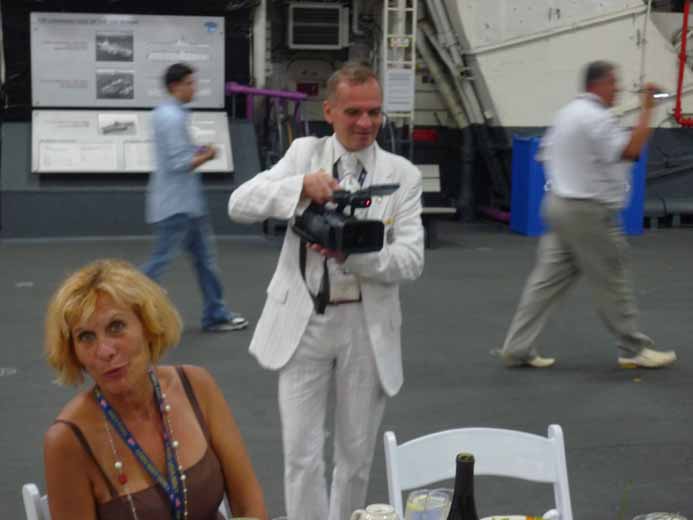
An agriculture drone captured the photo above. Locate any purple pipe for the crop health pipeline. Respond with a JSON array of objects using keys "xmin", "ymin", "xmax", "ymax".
[
  {"xmin": 226, "ymin": 82, "xmax": 308, "ymax": 121},
  {"xmin": 479, "ymin": 205, "xmax": 510, "ymax": 224},
  {"xmin": 226, "ymin": 82, "xmax": 308, "ymax": 100}
]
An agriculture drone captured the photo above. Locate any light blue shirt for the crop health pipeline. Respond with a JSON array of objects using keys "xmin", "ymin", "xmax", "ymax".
[{"xmin": 146, "ymin": 98, "xmax": 206, "ymax": 223}]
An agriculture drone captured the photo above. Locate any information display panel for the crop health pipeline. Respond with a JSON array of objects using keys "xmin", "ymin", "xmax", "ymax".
[
  {"xmin": 32, "ymin": 109, "xmax": 234, "ymax": 173},
  {"xmin": 31, "ymin": 13, "xmax": 225, "ymax": 108}
]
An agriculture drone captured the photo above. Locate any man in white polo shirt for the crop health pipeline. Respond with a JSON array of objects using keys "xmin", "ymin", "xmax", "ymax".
[{"xmin": 498, "ymin": 60, "xmax": 677, "ymax": 369}]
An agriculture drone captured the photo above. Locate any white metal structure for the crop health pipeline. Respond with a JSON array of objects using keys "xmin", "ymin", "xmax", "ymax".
[
  {"xmin": 383, "ymin": 424, "xmax": 573, "ymax": 520},
  {"xmin": 381, "ymin": 0, "xmax": 417, "ymax": 159},
  {"xmin": 439, "ymin": 0, "xmax": 684, "ymax": 127},
  {"xmin": 252, "ymin": 0, "xmax": 268, "ymax": 88},
  {"xmin": 22, "ymin": 482, "xmax": 232, "ymax": 520}
]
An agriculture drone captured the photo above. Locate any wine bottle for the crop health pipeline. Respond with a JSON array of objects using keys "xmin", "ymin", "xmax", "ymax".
[{"xmin": 446, "ymin": 453, "xmax": 479, "ymax": 520}]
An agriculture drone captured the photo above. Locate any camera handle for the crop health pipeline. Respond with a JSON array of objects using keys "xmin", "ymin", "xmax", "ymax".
[{"xmin": 333, "ymin": 189, "xmax": 379, "ymax": 217}]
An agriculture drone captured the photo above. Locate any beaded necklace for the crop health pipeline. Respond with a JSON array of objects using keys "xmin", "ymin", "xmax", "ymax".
[{"xmin": 94, "ymin": 368, "xmax": 189, "ymax": 519}]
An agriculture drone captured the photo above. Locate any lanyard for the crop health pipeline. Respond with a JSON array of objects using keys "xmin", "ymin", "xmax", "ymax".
[{"xmin": 94, "ymin": 369, "xmax": 185, "ymax": 519}]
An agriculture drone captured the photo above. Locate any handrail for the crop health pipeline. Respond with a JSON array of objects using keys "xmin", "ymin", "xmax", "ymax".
[
  {"xmin": 226, "ymin": 82, "xmax": 308, "ymax": 121},
  {"xmin": 226, "ymin": 82, "xmax": 308, "ymax": 101},
  {"xmin": 675, "ymin": 0, "xmax": 693, "ymax": 127}
]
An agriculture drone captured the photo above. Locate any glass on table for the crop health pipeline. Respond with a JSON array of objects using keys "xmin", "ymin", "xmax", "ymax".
[
  {"xmin": 351, "ymin": 504, "xmax": 399, "ymax": 520},
  {"xmin": 480, "ymin": 516, "xmax": 540, "ymax": 520},
  {"xmin": 405, "ymin": 488, "xmax": 453, "ymax": 520}
]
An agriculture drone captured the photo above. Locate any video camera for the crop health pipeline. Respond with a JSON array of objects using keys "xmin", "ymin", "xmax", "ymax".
[{"xmin": 292, "ymin": 183, "xmax": 400, "ymax": 255}]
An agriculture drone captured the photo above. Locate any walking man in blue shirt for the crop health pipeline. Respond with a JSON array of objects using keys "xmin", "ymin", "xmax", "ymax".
[{"xmin": 143, "ymin": 63, "xmax": 247, "ymax": 332}]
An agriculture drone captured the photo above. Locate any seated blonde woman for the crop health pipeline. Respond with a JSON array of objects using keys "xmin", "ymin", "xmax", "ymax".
[{"xmin": 43, "ymin": 259, "xmax": 268, "ymax": 520}]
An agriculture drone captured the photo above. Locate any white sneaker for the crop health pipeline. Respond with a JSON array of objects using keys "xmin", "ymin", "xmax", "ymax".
[
  {"xmin": 618, "ymin": 347, "xmax": 677, "ymax": 368},
  {"xmin": 526, "ymin": 355, "xmax": 557, "ymax": 368},
  {"xmin": 203, "ymin": 316, "xmax": 249, "ymax": 333},
  {"xmin": 501, "ymin": 353, "xmax": 556, "ymax": 368}
]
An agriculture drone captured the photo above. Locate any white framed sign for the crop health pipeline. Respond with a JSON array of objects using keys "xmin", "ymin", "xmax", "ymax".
[
  {"xmin": 32, "ymin": 109, "xmax": 234, "ymax": 173},
  {"xmin": 31, "ymin": 13, "xmax": 225, "ymax": 108},
  {"xmin": 384, "ymin": 68, "xmax": 415, "ymax": 113}
]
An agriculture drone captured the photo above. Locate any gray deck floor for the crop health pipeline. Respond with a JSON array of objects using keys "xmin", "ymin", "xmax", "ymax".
[{"xmin": 1, "ymin": 221, "xmax": 691, "ymax": 519}]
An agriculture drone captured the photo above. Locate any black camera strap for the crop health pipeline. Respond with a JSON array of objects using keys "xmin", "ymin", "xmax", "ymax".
[
  {"xmin": 299, "ymin": 239, "xmax": 330, "ymax": 314},
  {"xmin": 297, "ymin": 158, "xmax": 365, "ymax": 315}
]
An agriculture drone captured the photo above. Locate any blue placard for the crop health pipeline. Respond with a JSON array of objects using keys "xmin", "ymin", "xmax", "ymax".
[{"xmin": 510, "ymin": 135, "xmax": 646, "ymax": 236}]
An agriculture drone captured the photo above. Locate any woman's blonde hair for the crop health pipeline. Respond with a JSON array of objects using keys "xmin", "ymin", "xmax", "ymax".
[{"xmin": 45, "ymin": 259, "xmax": 182, "ymax": 386}]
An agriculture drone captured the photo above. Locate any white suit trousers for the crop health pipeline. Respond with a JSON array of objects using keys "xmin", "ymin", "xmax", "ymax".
[{"xmin": 278, "ymin": 303, "xmax": 387, "ymax": 520}]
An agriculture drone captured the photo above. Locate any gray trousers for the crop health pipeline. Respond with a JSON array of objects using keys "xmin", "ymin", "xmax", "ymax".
[{"xmin": 502, "ymin": 194, "xmax": 654, "ymax": 360}]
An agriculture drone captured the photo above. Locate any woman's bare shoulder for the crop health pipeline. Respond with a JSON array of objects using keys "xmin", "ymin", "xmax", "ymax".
[
  {"xmin": 46, "ymin": 396, "xmax": 88, "ymax": 450},
  {"xmin": 53, "ymin": 390, "xmax": 98, "ymax": 424},
  {"xmin": 158, "ymin": 364, "xmax": 217, "ymax": 398},
  {"xmin": 159, "ymin": 363, "xmax": 213, "ymax": 387},
  {"xmin": 178, "ymin": 364, "xmax": 215, "ymax": 383},
  {"xmin": 47, "ymin": 391, "xmax": 99, "ymax": 446}
]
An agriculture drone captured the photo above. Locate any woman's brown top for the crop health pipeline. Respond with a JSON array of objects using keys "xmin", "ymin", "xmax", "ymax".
[{"xmin": 56, "ymin": 366, "xmax": 225, "ymax": 520}]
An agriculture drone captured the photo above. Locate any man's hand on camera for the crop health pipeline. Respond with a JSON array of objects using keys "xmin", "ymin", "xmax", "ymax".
[
  {"xmin": 307, "ymin": 243, "xmax": 347, "ymax": 263},
  {"xmin": 302, "ymin": 170, "xmax": 339, "ymax": 205}
]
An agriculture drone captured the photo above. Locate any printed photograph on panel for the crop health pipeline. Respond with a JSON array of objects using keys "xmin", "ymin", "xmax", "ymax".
[
  {"xmin": 98, "ymin": 113, "xmax": 138, "ymax": 135},
  {"xmin": 95, "ymin": 33, "xmax": 134, "ymax": 62},
  {"xmin": 96, "ymin": 71, "xmax": 135, "ymax": 99}
]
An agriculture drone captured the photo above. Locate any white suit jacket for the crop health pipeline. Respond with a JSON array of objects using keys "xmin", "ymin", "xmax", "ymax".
[{"xmin": 228, "ymin": 136, "xmax": 424, "ymax": 396}]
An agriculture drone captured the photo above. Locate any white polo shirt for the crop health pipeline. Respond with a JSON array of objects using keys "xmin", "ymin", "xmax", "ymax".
[{"xmin": 540, "ymin": 93, "xmax": 632, "ymax": 208}]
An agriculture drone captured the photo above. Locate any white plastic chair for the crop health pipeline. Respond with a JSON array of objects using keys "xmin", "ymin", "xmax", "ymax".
[
  {"xmin": 383, "ymin": 424, "xmax": 573, "ymax": 520},
  {"xmin": 22, "ymin": 484, "xmax": 50, "ymax": 520},
  {"xmin": 22, "ymin": 482, "xmax": 233, "ymax": 519}
]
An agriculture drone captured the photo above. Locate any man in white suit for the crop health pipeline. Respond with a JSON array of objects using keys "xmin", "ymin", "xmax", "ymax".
[{"xmin": 228, "ymin": 62, "xmax": 424, "ymax": 520}]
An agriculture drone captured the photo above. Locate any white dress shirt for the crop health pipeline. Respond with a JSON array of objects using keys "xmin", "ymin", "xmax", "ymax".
[
  {"xmin": 540, "ymin": 93, "xmax": 631, "ymax": 208},
  {"xmin": 332, "ymin": 135, "xmax": 376, "ymax": 188}
]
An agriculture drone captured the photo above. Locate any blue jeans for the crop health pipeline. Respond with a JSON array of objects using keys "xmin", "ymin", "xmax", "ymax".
[{"xmin": 142, "ymin": 214, "xmax": 233, "ymax": 329}]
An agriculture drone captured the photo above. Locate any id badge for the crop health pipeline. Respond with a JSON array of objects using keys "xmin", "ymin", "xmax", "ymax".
[
  {"xmin": 330, "ymin": 275, "xmax": 361, "ymax": 303},
  {"xmin": 384, "ymin": 217, "xmax": 396, "ymax": 245},
  {"xmin": 386, "ymin": 225, "xmax": 396, "ymax": 244}
]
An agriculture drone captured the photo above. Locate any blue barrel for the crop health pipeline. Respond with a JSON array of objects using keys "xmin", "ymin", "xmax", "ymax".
[{"xmin": 510, "ymin": 135, "xmax": 646, "ymax": 236}]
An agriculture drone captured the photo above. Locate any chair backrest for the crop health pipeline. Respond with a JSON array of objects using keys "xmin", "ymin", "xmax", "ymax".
[
  {"xmin": 417, "ymin": 164, "xmax": 442, "ymax": 193},
  {"xmin": 383, "ymin": 425, "xmax": 572, "ymax": 520},
  {"xmin": 22, "ymin": 482, "xmax": 232, "ymax": 520},
  {"xmin": 22, "ymin": 484, "xmax": 51, "ymax": 520},
  {"xmin": 219, "ymin": 495, "xmax": 232, "ymax": 519}
]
